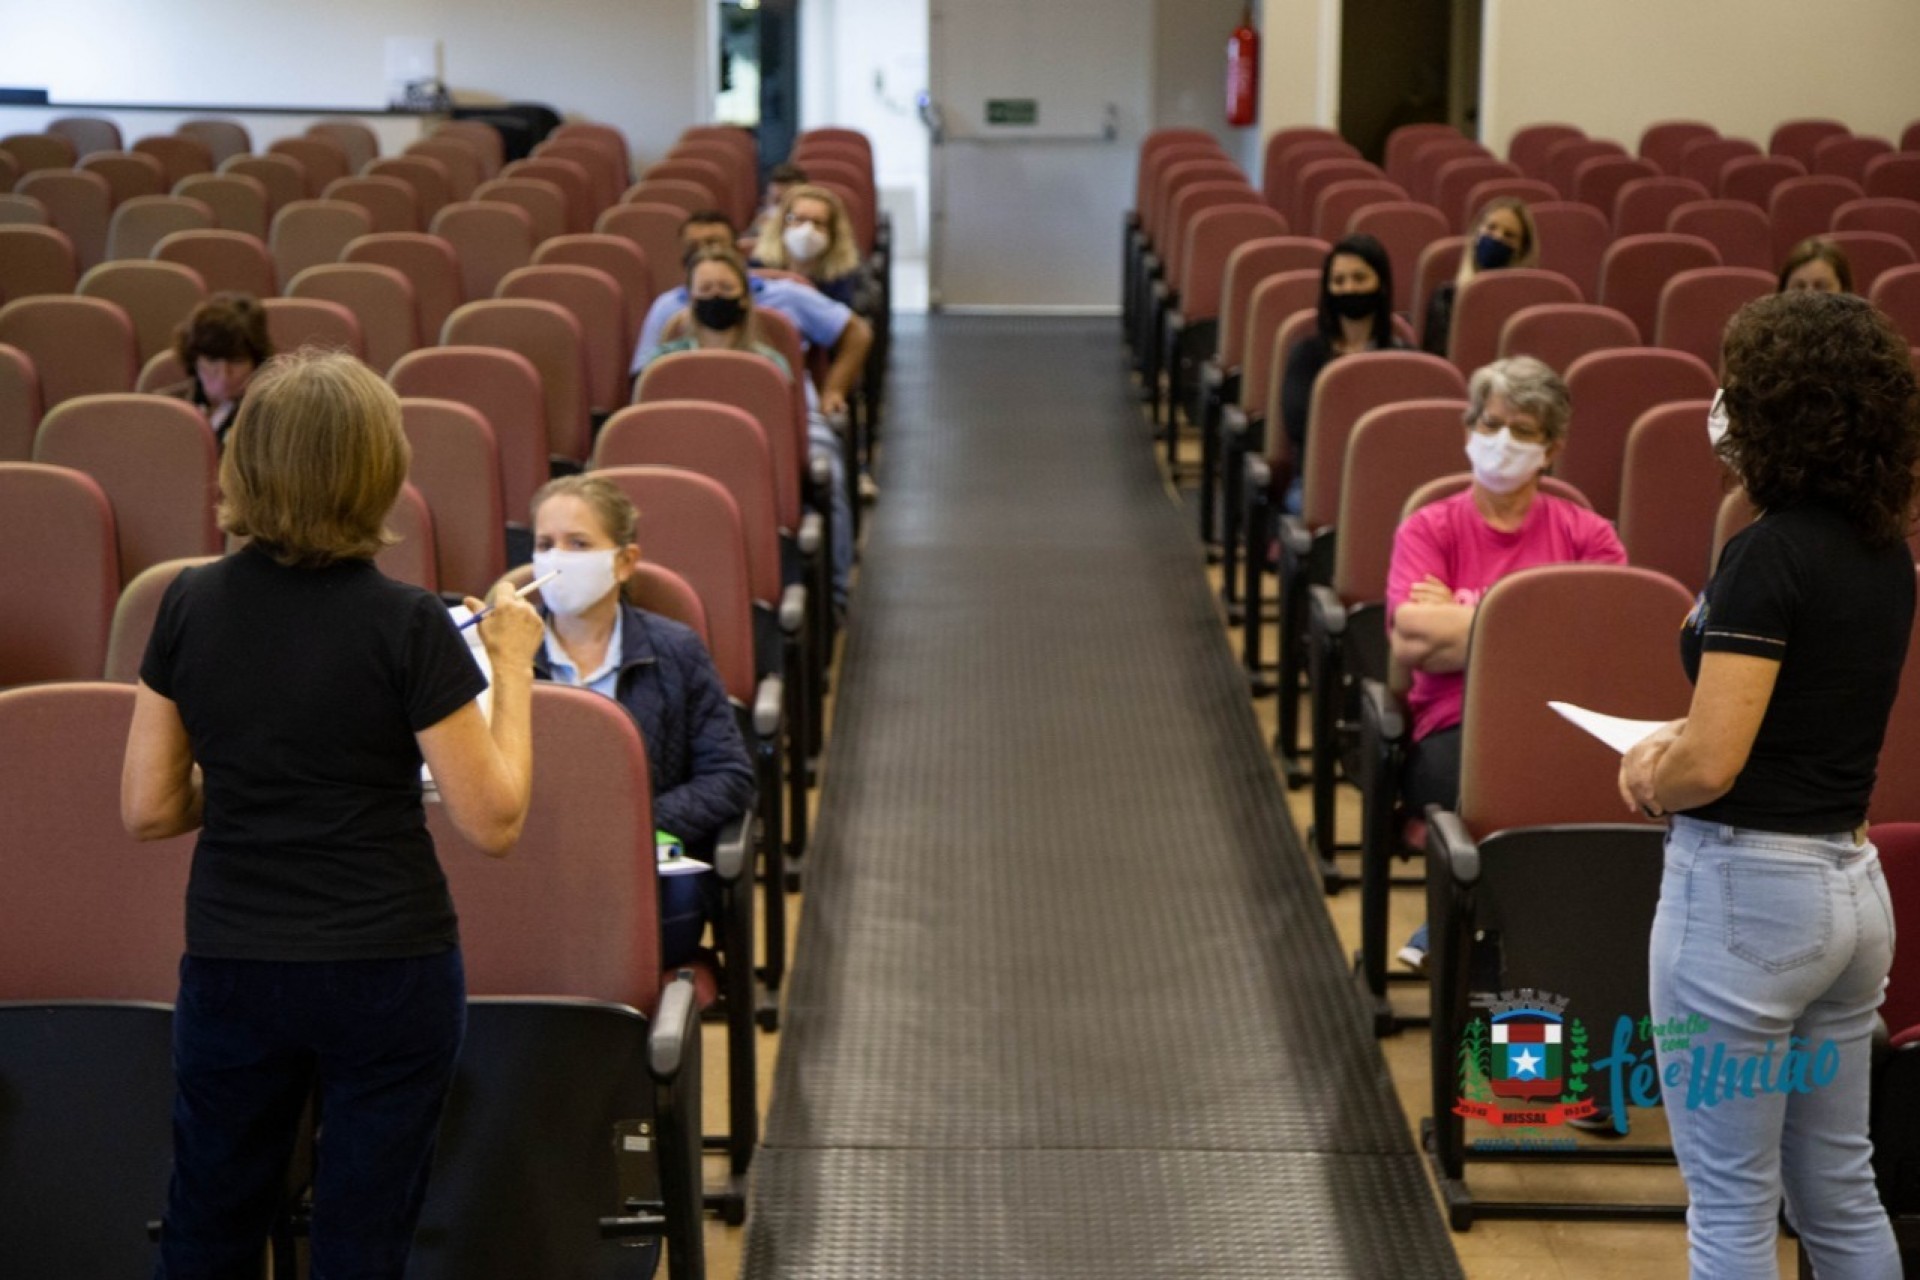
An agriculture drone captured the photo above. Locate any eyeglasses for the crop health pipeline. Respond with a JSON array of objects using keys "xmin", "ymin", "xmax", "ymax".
[
  {"xmin": 1470, "ymin": 413, "xmax": 1549, "ymax": 445},
  {"xmin": 784, "ymin": 212, "xmax": 829, "ymax": 230}
]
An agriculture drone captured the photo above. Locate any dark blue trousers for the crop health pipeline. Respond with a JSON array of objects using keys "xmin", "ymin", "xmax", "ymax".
[{"xmin": 154, "ymin": 949, "xmax": 466, "ymax": 1280}]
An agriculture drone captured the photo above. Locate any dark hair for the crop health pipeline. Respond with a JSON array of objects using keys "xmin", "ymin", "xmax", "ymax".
[
  {"xmin": 680, "ymin": 209, "xmax": 734, "ymax": 235},
  {"xmin": 1720, "ymin": 291, "xmax": 1918, "ymax": 548},
  {"xmin": 1315, "ymin": 233, "xmax": 1396, "ymax": 347},
  {"xmin": 1776, "ymin": 236, "xmax": 1854, "ymax": 294},
  {"xmin": 174, "ymin": 292, "xmax": 272, "ymax": 373},
  {"xmin": 769, "ymin": 162, "xmax": 808, "ymax": 186}
]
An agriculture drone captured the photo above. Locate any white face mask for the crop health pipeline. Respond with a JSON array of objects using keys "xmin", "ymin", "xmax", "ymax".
[
  {"xmin": 783, "ymin": 223, "xmax": 830, "ymax": 264},
  {"xmin": 1465, "ymin": 427, "xmax": 1548, "ymax": 495},
  {"xmin": 1707, "ymin": 389, "xmax": 1730, "ymax": 451},
  {"xmin": 530, "ymin": 548, "xmax": 619, "ymax": 617}
]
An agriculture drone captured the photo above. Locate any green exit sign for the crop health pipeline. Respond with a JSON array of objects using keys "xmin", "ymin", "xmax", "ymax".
[{"xmin": 986, "ymin": 98, "xmax": 1039, "ymax": 126}]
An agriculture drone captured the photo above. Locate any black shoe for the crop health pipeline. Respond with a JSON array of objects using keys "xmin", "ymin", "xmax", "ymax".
[{"xmin": 1566, "ymin": 1106, "xmax": 1629, "ymax": 1138}]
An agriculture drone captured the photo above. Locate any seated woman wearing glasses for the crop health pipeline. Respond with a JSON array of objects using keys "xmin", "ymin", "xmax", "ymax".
[{"xmin": 1386, "ymin": 356, "xmax": 1626, "ymax": 971}]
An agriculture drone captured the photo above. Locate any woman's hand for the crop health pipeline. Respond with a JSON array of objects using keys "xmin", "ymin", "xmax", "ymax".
[
  {"xmin": 1619, "ymin": 719, "xmax": 1685, "ymax": 816},
  {"xmin": 819, "ymin": 388, "xmax": 848, "ymax": 417},
  {"xmin": 466, "ymin": 583, "xmax": 545, "ymax": 670},
  {"xmin": 1407, "ymin": 575, "xmax": 1455, "ymax": 606}
]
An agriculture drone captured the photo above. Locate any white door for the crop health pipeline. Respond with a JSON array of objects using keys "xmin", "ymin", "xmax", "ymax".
[{"xmin": 927, "ymin": 0, "xmax": 1151, "ymax": 311}]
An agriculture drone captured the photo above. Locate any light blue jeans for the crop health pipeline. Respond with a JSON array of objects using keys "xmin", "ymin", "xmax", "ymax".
[
  {"xmin": 1651, "ymin": 815, "xmax": 1900, "ymax": 1279},
  {"xmin": 808, "ymin": 416, "xmax": 852, "ymax": 610}
]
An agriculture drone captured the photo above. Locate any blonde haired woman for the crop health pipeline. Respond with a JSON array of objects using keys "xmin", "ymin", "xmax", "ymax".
[
  {"xmin": 123, "ymin": 350, "xmax": 544, "ymax": 1276},
  {"xmin": 753, "ymin": 182, "xmax": 875, "ymax": 311},
  {"xmin": 649, "ymin": 245, "xmax": 788, "ymax": 370},
  {"xmin": 1422, "ymin": 196, "xmax": 1541, "ymax": 358}
]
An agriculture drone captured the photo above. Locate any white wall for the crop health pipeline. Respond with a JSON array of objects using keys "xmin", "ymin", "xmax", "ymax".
[
  {"xmin": 1153, "ymin": 0, "xmax": 1262, "ymax": 173},
  {"xmin": 1254, "ymin": 0, "xmax": 1340, "ymax": 180},
  {"xmin": 1481, "ymin": 0, "xmax": 1920, "ymax": 156},
  {"xmin": 0, "ymin": 0, "xmax": 705, "ymax": 168}
]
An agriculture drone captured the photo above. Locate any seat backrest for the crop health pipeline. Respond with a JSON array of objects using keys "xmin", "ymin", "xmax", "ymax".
[
  {"xmin": 130, "ymin": 135, "xmax": 213, "ymax": 188},
  {"xmin": 502, "ymin": 157, "xmax": 595, "ymax": 235},
  {"xmin": 1385, "ymin": 122, "xmax": 1464, "ymax": 186},
  {"xmin": 322, "ymin": 175, "xmax": 421, "ymax": 234},
  {"xmin": 749, "ymin": 308, "xmax": 811, "ymax": 465},
  {"xmin": 105, "ymin": 193, "xmax": 213, "ymax": 263},
  {"xmin": 76, "ymin": 260, "xmax": 206, "ymax": 367},
  {"xmin": 1813, "ymin": 134, "xmax": 1893, "ymax": 186},
  {"xmin": 1459, "ymin": 564, "xmax": 1696, "ymax": 834},
  {"xmin": 15, "ymin": 169, "xmax": 111, "ymax": 272},
  {"xmin": 397, "ymin": 397, "xmax": 506, "ymax": 598},
  {"xmin": 1408, "ymin": 138, "xmax": 1490, "ymax": 208},
  {"xmin": 1572, "ymin": 155, "xmax": 1660, "ymax": 217},
  {"xmin": 1349, "ymin": 201, "xmax": 1452, "ymax": 315},
  {"xmin": 430, "ymin": 201, "xmax": 535, "ymax": 302},
  {"xmin": 626, "ymin": 562, "xmax": 717, "ymax": 679},
  {"xmin": 1616, "ymin": 400, "xmax": 1726, "ymax": 595},
  {"xmin": 405, "ymin": 138, "xmax": 484, "ymax": 203},
  {"xmin": 376, "ymin": 480, "xmax": 439, "ymax": 593},
  {"xmin": 1163, "ymin": 182, "xmax": 1257, "ymax": 287},
  {"xmin": 1864, "ymin": 154, "xmax": 1920, "ymax": 205},
  {"xmin": 1638, "ymin": 121, "xmax": 1718, "ymax": 176},
  {"xmin": 365, "ymin": 155, "xmax": 454, "ymax": 224},
  {"xmin": 1140, "ymin": 144, "xmax": 1221, "ymax": 233},
  {"xmin": 33, "ymin": 393, "xmax": 222, "ymax": 585},
  {"xmin": 218, "ymin": 153, "xmax": 304, "ymax": 219},
  {"xmin": 473, "ymin": 176, "xmax": 568, "ymax": 246},
  {"xmin": 1561, "ymin": 346, "xmax": 1718, "ymax": 519},
  {"xmin": 342, "ymin": 231, "xmax": 465, "ymax": 342},
  {"xmin": 152, "ymin": 228, "xmax": 277, "ymax": 297},
  {"xmin": 1236, "ymin": 269, "xmax": 1324, "ymax": 415},
  {"xmin": 1507, "ymin": 123, "xmax": 1585, "ymax": 180},
  {"xmin": 1156, "ymin": 158, "xmax": 1248, "ymax": 246},
  {"xmin": 619, "ymin": 178, "xmax": 710, "ymax": 218},
  {"xmin": 1290, "ymin": 157, "xmax": 1379, "ymax": 239},
  {"xmin": 105, "ymin": 555, "xmax": 220, "ymax": 683},
  {"xmin": 591, "ymin": 465, "xmax": 760, "ymax": 683},
  {"xmin": 434, "ymin": 122, "xmax": 504, "ymax": 179},
  {"xmin": 0, "ymin": 192, "xmax": 48, "ymax": 227},
  {"xmin": 593, "ymin": 203, "xmax": 680, "ymax": 316},
  {"xmin": 1297, "ymin": 351, "xmax": 1468, "ymax": 528},
  {"xmin": 1833, "ymin": 197, "xmax": 1920, "ymax": 259},
  {"xmin": 1652, "ymin": 267, "xmax": 1775, "ymax": 369},
  {"xmin": 1869, "ymin": 264, "xmax": 1920, "ymax": 347},
  {"xmin": 1432, "ymin": 158, "xmax": 1519, "ymax": 235},
  {"xmin": 268, "ymin": 198, "xmax": 372, "ymax": 286},
  {"xmin": 0, "ymin": 342, "xmax": 41, "ymax": 462},
  {"xmin": 177, "ymin": 118, "xmax": 251, "ymax": 166},
  {"xmin": 1216, "ymin": 239, "xmax": 1330, "ymax": 374},
  {"xmin": 0, "ymin": 464, "xmax": 118, "ymax": 685},
  {"xmin": 287, "ymin": 262, "xmax": 419, "ymax": 375},
  {"xmin": 79, "ymin": 150, "xmax": 167, "ymax": 207},
  {"xmin": 1869, "ymin": 821, "xmax": 1920, "ymax": 1033},
  {"xmin": 1611, "ymin": 176, "xmax": 1710, "ymax": 238},
  {"xmin": 1497, "ymin": 301, "xmax": 1640, "ymax": 372},
  {"xmin": 593, "ymin": 401, "xmax": 782, "ymax": 607},
  {"xmin": 46, "ymin": 115, "xmax": 121, "ymax": 158},
  {"xmin": 534, "ymin": 234, "xmax": 653, "ymax": 356},
  {"xmin": 1822, "ymin": 230, "xmax": 1916, "ymax": 296},
  {"xmin": 307, "ymin": 121, "xmax": 379, "ymax": 173},
  {"xmin": 136, "ymin": 350, "xmax": 186, "ymax": 395},
  {"xmin": 1411, "ymin": 234, "xmax": 1470, "ymax": 347},
  {"xmin": 1770, "ymin": 118, "xmax": 1851, "ymax": 169},
  {"xmin": 1178, "ymin": 205, "xmax": 1290, "ymax": 323},
  {"xmin": 175, "ymin": 172, "xmax": 269, "ymax": 238},
  {"xmin": 1458, "ymin": 177, "xmax": 1558, "ymax": 236},
  {"xmin": 1331, "ymin": 398, "xmax": 1474, "ymax": 604},
  {"xmin": 1446, "ymin": 268, "xmax": 1584, "ymax": 377},
  {"xmin": 429, "ymin": 683, "xmax": 663, "ymax": 1009},
  {"xmin": 1716, "ymin": 154, "xmax": 1806, "ymax": 208},
  {"xmin": 1543, "ymin": 137, "xmax": 1628, "ymax": 200},
  {"xmin": 1676, "ymin": 135, "xmax": 1763, "ymax": 192},
  {"xmin": 266, "ymin": 136, "xmax": 350, "ymax": 198},
  {"xmin": 441, "ymin": 298, "xmax": 591, "ymax": 465},
  {"xmin": 1596, "ymin": 232, "xmax": 1722, "ymax": 341},
  {"xmin": 261, "ymin": 296, "xmax": 364, "ymax": 359},
  {"xmin": 1312, "ymin": 178, "xmax": 1407, "ymax": 242},
  {"xmin": 0, "ymin": 225, "xmax": 79, "ymax": 302},
  {"xmin": 1665, "ymin": 199, "xmax": 1772, "ymax": 271},
  {"xmin": 496, "ymin": 264, "xmax": 627, "ymax": 415},
  {"xmin": 1768, "ymin": 175, "xmax": 1864, "ymax": 263},
  {"xmin": 1527, "ymin": 201, "xmax": 1611, "ymax": 302},
  {"xmin": 537, "ymin": 139, "xmax": 625, "ymax": 216},
  {"xmin": 634, "ymin": 348, "xmax": 801, "ymax": 531},
  {"xmin": 389, "ymin": 346, "xmax": 549, "ymax": 526},
  {"xmin": 1708, "ymin": 486, "xmax": 1761, "ymax": 571},
  {"xmin": 0, "ymin": 681, "xmax": 196, "ymax": 996},
  {"xmin": 642, "ymin": 158, "xmax": 728, "ymax": 218},
  {"xmin": 0, "ymin": 295, "xmax": 136, "ymax": 409}
]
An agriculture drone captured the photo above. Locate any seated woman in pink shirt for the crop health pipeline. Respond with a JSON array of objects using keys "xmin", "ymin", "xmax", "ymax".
[{"xmin": 1386, "ymin": 355, "xmax": 1626, "ymax": 969}]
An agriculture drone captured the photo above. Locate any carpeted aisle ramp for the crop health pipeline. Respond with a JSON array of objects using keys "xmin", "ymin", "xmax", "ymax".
[{"xmin": 742, "ymin": 316, "xmax": 1461, "ymax": 1278}]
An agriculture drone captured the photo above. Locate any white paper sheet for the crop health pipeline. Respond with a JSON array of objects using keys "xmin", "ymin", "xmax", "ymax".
[{"xmin": 1547, "ymin": 701, "xmax": 1669, "ymax": 755}]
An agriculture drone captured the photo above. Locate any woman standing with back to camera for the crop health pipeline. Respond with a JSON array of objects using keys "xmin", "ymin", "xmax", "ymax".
[
  {"xmin": 1621, "ymin": 291, "xmax": 1917, "ymax": 1278},
  {"xmin": 123, "ymin": 350, "xmax": 545, "ymax": 1277}
]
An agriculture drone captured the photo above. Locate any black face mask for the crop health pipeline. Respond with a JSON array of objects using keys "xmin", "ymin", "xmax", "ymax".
[
  {"xmin": 693, "ymin": 294, "xmax": 746, "ymax": 331},
  {"xmin": 1329, "ymin": 289, "xmax": 1381, "ymax": 321}
]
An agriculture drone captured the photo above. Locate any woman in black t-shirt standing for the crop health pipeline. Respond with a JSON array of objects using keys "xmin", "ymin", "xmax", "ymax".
[
  {"xmin": 1620, "ymin": 292, "xmax": 1917, "ymax": 1278},
  {"xmin": 123, "ymin": 351, "xmax": 545, "ymax": 1278}
]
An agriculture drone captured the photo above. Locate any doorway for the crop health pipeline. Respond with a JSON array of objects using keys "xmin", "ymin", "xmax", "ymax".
[{"xmin": 1338, "ymin": 0, "xmax": 1483, "ymax": 160}]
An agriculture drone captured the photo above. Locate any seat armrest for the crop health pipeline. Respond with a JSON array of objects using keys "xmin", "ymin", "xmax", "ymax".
[
  {"xmin": 778, "ymin": 584, "xmax": 806, "ymax": 636},
  {"xmin": 1166, "ymin": 307, "xmax": 1185, "ymax": 332},
  {"xmin": 1201, "ymin": 360, "xmax": 1223, "ymax": 391},
  {"xmin": 754, "ymin": 674, "xmax": 784, "ymax": 739},
  {"xmin": 797, "ymin": 512, "xmax": 823, "ymax": 557},
  {"xmin": 1308, "ymin": 584, "xmax": 1348, "ymax": 639},
  {"xmin": 1279, "ymin": 513, "xmax": 1311, "ymax": 559},
  {"xmin": 648, "ymin": 972, "xmax": 699, "ymax": 1080},
  {"xmin": 1223, "ymin": 405, "xmax": 1249, "ymax": 437},
  {"xmin": 712, "ymin": 815, "xmax": 751, "ymax": 882},
  {"xmin": 808, "ymin": 451, "xmax": 832, "ymax": 490},
  {"xmin": 1426, "ymin": 809, "xmax": 1480, "ymax": 886},
  {"xmin": 1244, "ymin": 454, "xmax": 1270, "ymax": 491},
  {"xmin": 1360, "ymin": 677, "xmax": 1405, "ymax": 743}
]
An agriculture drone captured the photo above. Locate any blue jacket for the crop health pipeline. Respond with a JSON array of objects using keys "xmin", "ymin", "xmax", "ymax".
[{"xmin": 533, "ymin": 604, "xmax": 754, "ymax": 856}]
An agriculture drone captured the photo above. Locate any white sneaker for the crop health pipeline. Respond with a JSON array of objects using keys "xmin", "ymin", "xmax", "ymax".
[{"xmin": 1395, "ymin": 943, "xmax": 1428, "ymax": 975}]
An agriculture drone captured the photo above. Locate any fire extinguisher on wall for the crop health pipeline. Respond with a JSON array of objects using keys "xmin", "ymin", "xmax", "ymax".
[{"xmin": 1226, "ymin": 3, "xmax": 1259, "ymax": 128}]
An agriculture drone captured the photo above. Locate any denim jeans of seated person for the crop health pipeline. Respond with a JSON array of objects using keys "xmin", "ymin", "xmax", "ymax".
[{"xmin": 1651, "ymin": 815, "xmax": 1900, "ymax": 1280}]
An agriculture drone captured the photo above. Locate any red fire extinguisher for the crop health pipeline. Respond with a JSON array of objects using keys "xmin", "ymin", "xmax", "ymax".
[{"xmin": 1226, "ymin": 4, "xmax": 1259, "ymax": 128}]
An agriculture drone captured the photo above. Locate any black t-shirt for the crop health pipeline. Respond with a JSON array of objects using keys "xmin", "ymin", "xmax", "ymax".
[
  {"xmin": 140, "ymin": 545, "xmax": 488, "ymax": 960},
  {"xmin": 1679, "ymin": 505, "xmax": 1914, "ymax": 833}
]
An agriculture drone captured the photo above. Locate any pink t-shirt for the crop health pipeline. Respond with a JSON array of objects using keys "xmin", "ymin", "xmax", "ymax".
[{"xmin": 1386, "ymin": 489, "xmax": 1626, "ymax": 741}]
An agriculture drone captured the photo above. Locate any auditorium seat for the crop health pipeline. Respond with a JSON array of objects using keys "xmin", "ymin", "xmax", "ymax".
[
  {"xmin": 135, "ymin": 350, "xmax": 186, "ymax": 394},
  {"xmin": 171, "ymin": 172, "xmax": 267, "ymax": 241},
  {"xmin": 1865, "ymin": 154, "xmax": 1920, "ymax": 205},
  {"xmin": 104, "ymin": 555, "xmax": 219, "ymax": 682},
  {"xmin": 431, "ymin": 201, "xmax": 535, "ymax": 301},
  {"xmin": 1527, "ymin": 201, "xmax": 1610, "ymax": 301},
  {"xmin": 1770, "ymin": 118, "xmax": 1851, "ymax": 170},
  {"xmin": 1506, "ymin": 123, "xmax": 1584, "ymax": 181},
  {"xmin": 1543, "ymin": 137, "xmax": 1627, "ymax": 200},
  {"xmin": 1291, "ymin": 157, "xmax": 1381, "ymax": 240},
  {"xmin": 536, "ymin": 138, "xmax": 625, "ymax": 217},
  {"xmin": 1157, "ymin": 200, "xmax": 1287, "ymax": 434},
  {"xmin": 77, "ymin": 260, "xmax": 206, "ymax": 365},
  {"xmin": 131, "ymin": 134, "xmax": 213, "ymax": 188},
  {"xmin": 0, "ymin": 225, "xmax": 80, "ymax": 301},
  {"xmin": 46, "ymin": 116, "xmax": 121, "ymax": 158},
  {"xmin": 1349, "ymin": 202, "xmax": 1451, "ymax": 316},
  {"xmin": 620, "ymin": 177, "xmax": 711, "ymax": 218},
  {"xmin": 1308, "ymin": 178, "xmax": 1404, "ymax": 241},
  {"xmin": 432, "ymin": 121, "xmax": 504, "ymax": 180},
  {"xmin": 1571, "ymin": 155, "xmax": 1659, "ymax": 217},
  {"xmin": 1834, "ymin": 197, "xmax": 1920, "ymax": 258},
  {"xmin": 285, "ymin": 262, "xmax": 418, "ymax": 374},
  {"xmin": 33, "ymin": 393, "xmax": 221, "ymax": 585},
  {"xmin": 0, "ymin": 193, "xmax": 46, "ymax": 226},
  {"xmin": 397, "ymin": 397, "xmax": 506, "ymax": 598},
  {"xmin": 153, "ymin": 228, "xmax": 277, "ymax": 297},
  {"xmin": 266, "ymin": 136, "xmax": 351, "ymax": 198},
  {"xmin": 1665, "ymin": 199, "xmax": 1772, "ymax": 271},
  {"xmin": 1616, "ymin": 400, "xmax": 1726, "ymax": 594},
  {"xmin": 552, "ymin": 121, "xmax": 633, "ymax": 184},
  {"xmin": 1652, "ymin": 266, "xmax": 1773, "ymax": 369},
  {"xmin": 1676, "ymin": 135, "xmax": 1762, "ymax": 192},
  {"xmin": 533, "ymin": 233, "xmax": 654, "ymax": 353},
  {"xmin": 15, "ymin": 168, "xmax": 112, "ymax": 270},
  {"xmin": 1718, "ymin": 154, "xmax": 1805, "ymax": 208},
  {"xmin": 1410, "ymin": 233, "xmax": 1470, "ymax": 348},
  {"xmin": 218, "ymin": 154, "xmax": 304, "ymax": 220},
  {"xmin": 322, "ymin": 175, "xmax": 422, "ymax": 234},
  {"xmin": 1611, "ymin": 175, "xmax": 1710, "ymax": 237},
  {"xmin": 365, "ymin": 155, "xmax": 453, "ymax": 224},
  {"xmin": 79, "ymin": 150, "xmax": 167, "ymax": 206},
  {"xmin": 389, "ymin": 346, "xmax": 550, "ymax": 535},
  {"xmin": 1408, "ymin": 138, "xmax": 1488, "ymax": 208},
  {"xmin": 342, "ymin": 231, "xmax": 465, "ymax": 343},
  {"xmin": 260, "ymin": 296, "xmax": 365, "ymax": 358},
  {"xmin": 375, "ymin": 479, "xmax": 439, "ymax": 593},
  {"xmin": 1561, "ymin": 346, "xmax": 1718, "ymax": 519},
  {"xmin": 442, "ymin": 298, "xmax": 591, "ymax": 466},
  {"xmin": 497, "ymin": 264, "xmax": 628, "ymax": 417},
  {"xmin": 1496, "ymin": 301, "xmax": 1640, "ymax": 372},
  {"xmin": 1597, "ymin": 232, "xmax": 1722, "ymax": 342},
  {"xmin": 268, "ymin": 198, "xmax": 372, "ymax": 286},
  {"xmin": 0, "ymin": 343, "xmax": 39, "ymax": 461},
  {"xmin": 105, "ymin": 193, "xmax": 213, "ymax": 262},
  {"xmin": 1458, "ymin": 177, "xmax": 1558, "ymax": 235},
  {"xmin": 0, "ymin": 148, "xmax": 17, "ymax": 193},
  {"xmin": 306, "ymin": 121, "xmax": 379, "ymax": 173},
  {"xmin": 1431, "ymin": 158, "xmax": 1516, "ymax": 234},
  {"xmin": 1823, "ymin": 230, "xmax": 1916, "ymax": 294},
  {"xmin": 473, "ymin": 176, "xmax": 568, "ymax": 245},
  {"xmin": 0, "ymin": 463, "xmax": 118, "ymax": 684},
  {"xmin": 0, "ymin": 132, "xmax": 77, "ymax": 174},
  {"xmin": 0, "ymin": 295, "xmax": 136, "ymax": 408},
  {"xmin": 596, "ymin": 203, "xmax": 683, "ymax": 317},
  {"xmin": 1445, "ymin": 268, "xmax": 1583, "ymax": 376},
  {"xmin": 1637, "ymin": 120, "xmax": 1717, "ymax": 176},
  {"xmin": 1769, "ymin": 175, "xmax": 1864, "ymax": 263},
  {"xmin": 1870, "ymin": 265, "xmax": 1920, "ymax": 346},
  {"xmin": 641, "ymin": 158, "xmax": 728, "ymax": 225},
  {"xmin": 503, "ymin": 157, "xmax": 595, "ymax": 235},
  {"xmin": 176, "ymin": 118, "xmax": 251, "ymax": 167},
  {"xmin": 1813, "ymin": 134, "xmax": 1894, "ymax": 186},
  {"xmin": 404, "ymin": 138, "xmax": 484, "ymax": 203}
]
